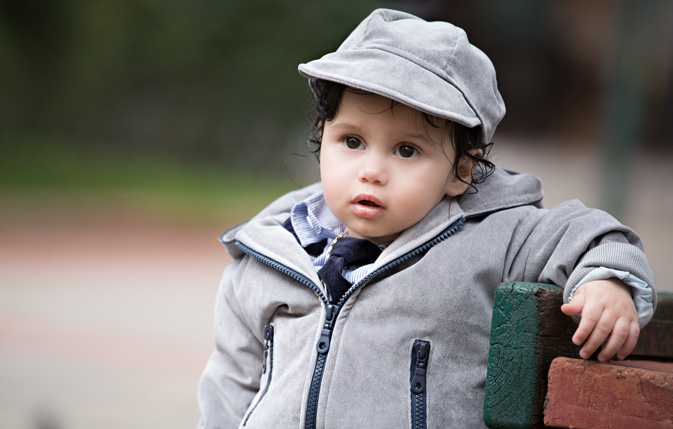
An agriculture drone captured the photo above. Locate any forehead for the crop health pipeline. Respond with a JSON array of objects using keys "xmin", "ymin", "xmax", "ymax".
[
  {"xmin": 333, "ymin": 89, "xmax": 448, "ymax": 143},
  {"xmin": 338, "ymin": 89, "xmax": 417, "ymax": 119},
  {"xmin": 337, "ymin": 88, "xmax": 440, "ymax": 128}
]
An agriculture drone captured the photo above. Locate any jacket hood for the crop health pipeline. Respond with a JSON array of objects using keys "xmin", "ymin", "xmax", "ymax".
[{"xmin": 457, "ymin": 167, "xmax": 543, "ymax": 217}]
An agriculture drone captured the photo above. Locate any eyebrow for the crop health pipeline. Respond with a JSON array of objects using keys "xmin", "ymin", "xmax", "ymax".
[
  {"xmin": 402, "ymin": 130, "xmax": 432, "ymax": 141},
  {"xmin": 325, "ymin": 121, "xmax": 357, "ymax": 131}
]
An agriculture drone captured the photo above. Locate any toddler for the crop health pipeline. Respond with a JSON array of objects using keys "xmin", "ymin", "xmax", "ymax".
[{"xmin": 197, "ymin": 9, "xmax": 655, "ymax": 428}]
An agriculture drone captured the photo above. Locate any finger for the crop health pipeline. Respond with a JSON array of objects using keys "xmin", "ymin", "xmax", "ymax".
[
  {"xmin": 561, "ymin": 302, "xmax": 581, "ymax": 317},
  {"xmin": 597, "ymin": 317, "xmax": 630, "ymax": 362},
  {"xmin": 616, "ymin": 321, "xmax": 640, "ymax": 360},
  {"xmin": 571, "ymin": 300, "xmax": 601, "ymax": 346},
  {"xmin": 578, "ymin": 312, "xmax": 614, "ymax": 359},
  {"xmin": 561, "ymin": 293, "xmax": 586, "ymax": 317}
]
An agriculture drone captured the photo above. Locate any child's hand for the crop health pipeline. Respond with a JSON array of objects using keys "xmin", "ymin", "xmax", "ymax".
[{"xmin": 560, "ymin": 278, "xmax": 638, "ymax": 362}]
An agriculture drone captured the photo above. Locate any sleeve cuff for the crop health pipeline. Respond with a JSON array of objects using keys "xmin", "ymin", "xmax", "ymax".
[{"xmin": 569, "ymin": 267, "xmax": 654, "ymax": 327}]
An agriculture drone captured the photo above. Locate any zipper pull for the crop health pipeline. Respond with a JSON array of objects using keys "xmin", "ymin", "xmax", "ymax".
[
  {"xmin": 411, "ymin": 341, "xmax": 430, "ymax": 394},
  {"xmin": 316, "ymin": 304, "xmax": 338, "ymax": 353},
  {"xmin": 262, "ymin": 324, "xmax": 274, "ymax": 374}
]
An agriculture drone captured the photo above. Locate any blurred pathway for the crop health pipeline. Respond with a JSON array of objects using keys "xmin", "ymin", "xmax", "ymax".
[{"xmin": 0, "ymin": 216, "xmax": 229, "ymax": 429}]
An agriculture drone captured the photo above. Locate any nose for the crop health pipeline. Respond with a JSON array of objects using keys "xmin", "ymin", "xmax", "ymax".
[{"xmin": 357, "ymin": 153, "xmax": 389, "ymax": 185}]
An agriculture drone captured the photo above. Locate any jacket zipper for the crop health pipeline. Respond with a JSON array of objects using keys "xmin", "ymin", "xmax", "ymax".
[
  {"xmin": 242, "ymin": 324, "xmax": 275, "ymax": 427},
  {"xmin": 410, "ymin": 340, "xmax": 430, "ymax": 429},
  {"xmin": 305, "ymin": 303, "xmax": 337, "ymax": 429},
  {"xmin": 236, "ymin": 217, "xmax": 464, "ymax": 428}
]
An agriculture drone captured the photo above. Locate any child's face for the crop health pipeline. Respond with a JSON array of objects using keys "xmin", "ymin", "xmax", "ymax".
[{"xmin": 320, "ymin": 89, "xmax": 470, "ymax": 245}]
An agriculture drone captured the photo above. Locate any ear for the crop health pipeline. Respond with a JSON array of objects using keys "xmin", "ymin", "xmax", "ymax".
[{"xmin": 445, "ymin": 149, "xmax": 482, "ymax": 197}]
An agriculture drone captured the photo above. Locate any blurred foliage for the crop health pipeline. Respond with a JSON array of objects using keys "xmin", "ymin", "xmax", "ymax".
[
  {"xmin": 0, "ymin": 133, "xmax": 299, "ymax": 223},
  {"xmin": 0, "ymin": 0, "xmax": 670, "ymax": 190},
  {"xmin": 0, "ymin": 0, "xmax": 382, "ymax": 177}
]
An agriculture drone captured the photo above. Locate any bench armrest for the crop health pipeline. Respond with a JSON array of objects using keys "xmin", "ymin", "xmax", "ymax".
[{"xmin": 483, "ymin": 281, "xmax": 673, "ymax": 428}]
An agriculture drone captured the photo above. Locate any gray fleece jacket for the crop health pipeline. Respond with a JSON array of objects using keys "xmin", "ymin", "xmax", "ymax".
[{"xmin": 197, "ymin": 167, "xmax": 655, "ymax": 429}]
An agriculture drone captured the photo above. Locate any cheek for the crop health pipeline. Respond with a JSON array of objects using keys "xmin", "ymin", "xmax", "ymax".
[
  {"xmin": 320, "ymin": 143, "xmax": 354, "ymax": 181},
  {"xmin": 319, "ymin": 151, "xmax": 345, "ymax": 203},
  {"xmin": 319, "ymin": 153, "xmax": 339, "ymax": 186},
  {"xmin": 403, "ymin": 162, "xmax": 451, "ymax": 190},
  {"xmin": 393, "ymin": 165, "xmax": 453, "ymax": 208}
]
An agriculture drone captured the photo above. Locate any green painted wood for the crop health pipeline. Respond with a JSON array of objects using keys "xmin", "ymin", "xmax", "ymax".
[
  {"xmin": 483, "ymin": 282, "xmax": 580, "ymax": 429},
  {"xmin": 483, "ymin": 285, "xmax": 673, "ymax": 429}
]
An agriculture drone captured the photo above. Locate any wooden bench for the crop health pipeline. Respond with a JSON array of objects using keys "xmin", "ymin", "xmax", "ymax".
[{"xmin": 483, "ymin": 282, "xmax": 673, "ymax": 428}]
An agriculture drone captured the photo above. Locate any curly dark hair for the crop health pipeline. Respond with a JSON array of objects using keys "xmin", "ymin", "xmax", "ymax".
[{"xmin": 306, "ymin": 79, "xmax": 495, "ymax": 190}]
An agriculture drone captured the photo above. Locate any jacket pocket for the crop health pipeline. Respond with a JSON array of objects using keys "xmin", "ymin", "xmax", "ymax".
[
  {"xmin": 242, "ymin": 324, "xmax": 275, "ymax": 427},
  {"xmin": 410, "ymin": 339, "xmax": 430, "ymax": 429}
]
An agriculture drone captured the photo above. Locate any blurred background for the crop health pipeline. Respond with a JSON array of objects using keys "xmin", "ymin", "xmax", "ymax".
[{"xmin": 1, "ymin": 0, "xmax": 671, "ymax": 428}]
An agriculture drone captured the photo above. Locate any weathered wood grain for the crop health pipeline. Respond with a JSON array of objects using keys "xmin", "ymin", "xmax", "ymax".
[{"xmin": 484, "ymin": 282, "xmax": 580, "ymax": 428}]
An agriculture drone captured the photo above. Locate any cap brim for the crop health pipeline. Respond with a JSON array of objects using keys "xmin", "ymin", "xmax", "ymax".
[{"xmin": 298, "ymin": 49, "xmax": 481, "ymax": 130}]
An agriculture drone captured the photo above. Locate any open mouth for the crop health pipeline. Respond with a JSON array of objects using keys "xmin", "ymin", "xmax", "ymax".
[
  {"xmin": 353, "ymin": 194, "xmax": 384, "ymax": 208},
  {"xmin": 352, "ymin": 195, "xmax": 385, "ymax": 217},
  {"xmin": 352, "ymin": 195, "xmax": 385, "ymax": 218},
  {"xmin": 358, "ymin": 200, "xmax": 381, "ymax": 208}
]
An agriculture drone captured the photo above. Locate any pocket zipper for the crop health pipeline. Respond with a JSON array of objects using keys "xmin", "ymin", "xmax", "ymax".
[
  {"xmin": 262, "ymin": 324, "xmax": 274, "ymax": 374},
  {"xmin": 410, "ymin": 340, "xmax": 430, "ymax": 429},
  {"xmin": 243, "ymin": 324, "xmax": 275, "ymax": 427}
]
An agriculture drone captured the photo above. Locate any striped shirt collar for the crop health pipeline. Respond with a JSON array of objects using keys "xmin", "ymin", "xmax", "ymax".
[
  {"xmin": 289, "ymin": 192, "xmax": 346, "ymax": 248},
  {"xmin": 288, "ymin": 192, "xmax": 388, "ymax": 288}
]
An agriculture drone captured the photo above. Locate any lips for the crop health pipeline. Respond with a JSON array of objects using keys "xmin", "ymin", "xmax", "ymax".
[{"xmin": 351, "ymin": 194, "xmax": 385, "ymax": 218}]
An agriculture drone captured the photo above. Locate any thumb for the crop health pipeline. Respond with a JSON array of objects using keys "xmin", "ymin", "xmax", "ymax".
[{"xmin": 561, "ymin": 291, "xmax": 586, "ymax": 316}]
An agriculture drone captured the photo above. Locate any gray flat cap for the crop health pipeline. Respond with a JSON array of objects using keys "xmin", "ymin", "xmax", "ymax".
[{"xmin": 298, "ymin": 8, "xmax": 506, "ymax": 143}]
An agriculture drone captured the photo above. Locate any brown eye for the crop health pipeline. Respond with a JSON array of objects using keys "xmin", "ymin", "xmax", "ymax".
[
  {"xmin": 396, "ymin": 145, "xmax": 418, "ymax": 158},
  {"xmin": 344, "ymin": 137, "xmax": 364, "ymax": 150}
]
